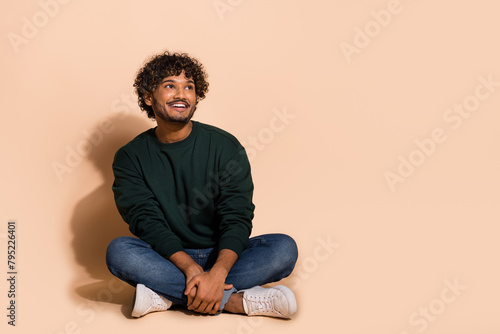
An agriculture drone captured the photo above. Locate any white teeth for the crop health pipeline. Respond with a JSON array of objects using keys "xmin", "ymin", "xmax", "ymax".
[{"xmin": 172, "ymin": 104, "xmax": 186, "ymax": 108}]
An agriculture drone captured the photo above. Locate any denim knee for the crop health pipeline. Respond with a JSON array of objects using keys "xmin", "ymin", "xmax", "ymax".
[
  {"xmin": 277, "ymin": 234, "xmax": 299, "ymax": 276},
  {"xmin": 263, "ymin": 233, "xmax": 298, "ymax": 278},
  {"xmin": 105, "ymin": 236, "xmax": 137, "ymax": 274}
]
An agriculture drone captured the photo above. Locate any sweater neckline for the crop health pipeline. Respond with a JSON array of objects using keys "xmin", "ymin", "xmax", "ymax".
[{"xmin": 149, "ymin": 121, "xmax": 199, "ymax": 150}]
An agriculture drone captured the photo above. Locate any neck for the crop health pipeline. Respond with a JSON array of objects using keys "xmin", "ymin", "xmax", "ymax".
[{"xmin": 155, "ymin": 120, "xmax": 193, "ymax": 143}]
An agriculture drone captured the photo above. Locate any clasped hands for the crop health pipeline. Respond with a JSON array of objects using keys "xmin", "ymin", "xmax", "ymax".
[{"xmin": 184, "ymin": 265, "xmax": 233, "ymax": 315}]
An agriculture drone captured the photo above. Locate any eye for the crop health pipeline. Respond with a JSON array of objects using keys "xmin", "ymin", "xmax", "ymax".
[
  {"xmin": 186, "ymin": 85, "xmax": 194, "ymax": 90},
  {"xmin": 164, "ymin": 84, "xmax": 174, "ymax": 89}
]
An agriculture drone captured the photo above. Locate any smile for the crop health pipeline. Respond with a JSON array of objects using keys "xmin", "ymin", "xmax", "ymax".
[{"xmin": 168, "ymin": 101, "xmax": 189, "ymax": 109}]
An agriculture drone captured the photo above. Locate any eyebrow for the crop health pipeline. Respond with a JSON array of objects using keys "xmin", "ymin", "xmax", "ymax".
[{"xmin": 161, "ymin": 78, "xmax": 195, "ymax": 84}]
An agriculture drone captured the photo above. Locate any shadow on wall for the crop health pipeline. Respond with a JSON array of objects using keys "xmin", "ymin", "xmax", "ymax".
[{"xmin": 70, "ymin": 112, "xmax": 153, "ymax": 310}]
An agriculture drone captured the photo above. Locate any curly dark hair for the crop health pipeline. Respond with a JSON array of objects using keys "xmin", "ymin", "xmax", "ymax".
[{"xmin": 133, "ymin": 51, "xmax": 209, "ymax": 119}]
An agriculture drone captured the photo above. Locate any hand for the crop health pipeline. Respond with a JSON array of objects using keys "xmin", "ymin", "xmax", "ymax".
[
  {"xmin": 169, "ymin": 249, "xmax": 238, "ymax": 314},
  {"xmin": 185, "ymin": 269, "xmax": 233, "ymax": 314},
  {"xmin": 183, "ymin": 264, "xmax": 203, "ymax": 309}
]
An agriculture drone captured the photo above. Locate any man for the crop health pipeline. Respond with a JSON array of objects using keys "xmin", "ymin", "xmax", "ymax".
[{"xmin": 106, "ymin": 51, "xmax": 298, "ymax": 318}]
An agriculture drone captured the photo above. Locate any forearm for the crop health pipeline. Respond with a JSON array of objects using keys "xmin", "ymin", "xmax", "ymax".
[
  {"xmin": 169, "ymin": 251, "xmax": 203, "ymax": 279},
  {"xmin": 169, "ymin": 249, "xmax": 238, "ymax": 279},
  {"xmin": 210, "ymin": 248, "xmax": 238, "ymax": 278}
]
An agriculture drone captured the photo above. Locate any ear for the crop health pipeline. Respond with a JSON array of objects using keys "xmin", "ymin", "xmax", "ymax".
[{"xmin": 144, "ymin": 93, "xmax": 153, "ymax": 106}]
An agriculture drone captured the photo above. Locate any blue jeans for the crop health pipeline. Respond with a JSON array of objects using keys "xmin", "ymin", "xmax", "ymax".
[{"xmin": 106, "ymin": 234, "xmax": 298, "ymax": 310}]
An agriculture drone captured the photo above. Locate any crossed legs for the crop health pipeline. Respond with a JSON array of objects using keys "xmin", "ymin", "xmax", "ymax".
[{"xmin": 106, "ymin": 234, "xmax": 298, "ymax": 317}]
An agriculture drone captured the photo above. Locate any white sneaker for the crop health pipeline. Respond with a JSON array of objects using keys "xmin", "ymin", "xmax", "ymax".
[
  {"xmin": 241, "ymin": 285, "xmax": 297, "ymax": 319},
  {"xmin": 131, "ymin": 284, "xmax": 173, "ymax": 318}
]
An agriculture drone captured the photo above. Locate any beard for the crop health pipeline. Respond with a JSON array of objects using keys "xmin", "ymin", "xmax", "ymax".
[
  {"xmin": 156, "ymin": 106, "xmax": 196, "ymax": 123},
  {"xmin": 153, "ymin": 99, "xmax": 197, "ymax": 124}
]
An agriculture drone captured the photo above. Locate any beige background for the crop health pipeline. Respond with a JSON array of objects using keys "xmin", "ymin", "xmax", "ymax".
[{"xmin": 1, "ymin": 0, "xmax": 499, "ymax": 333}]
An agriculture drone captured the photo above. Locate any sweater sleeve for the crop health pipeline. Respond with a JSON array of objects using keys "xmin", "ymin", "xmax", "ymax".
[
  {"xmin": 215, "ymin": 147, "xmax": 255, "ymax": 257},
  {"xmin": 112, "ymin": 148, "xmax": 184, "ymax": 258}
]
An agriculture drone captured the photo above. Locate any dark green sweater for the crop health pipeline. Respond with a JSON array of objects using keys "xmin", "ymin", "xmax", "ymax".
[{"xmin": 112, "ymin": 121, "xmax": 254, "ymax": 258}]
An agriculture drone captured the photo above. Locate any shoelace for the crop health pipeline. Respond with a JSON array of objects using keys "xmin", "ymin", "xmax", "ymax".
[
  {"xmin": 246, "ymin": 294, "xmax": 280, "ymax": 315},
  {"xmin": 148, "ymin": 292, "xmax": 168, "ymax": 312}
]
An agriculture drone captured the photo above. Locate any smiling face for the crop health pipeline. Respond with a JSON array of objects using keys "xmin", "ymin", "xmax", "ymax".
[{"xmin": 145, "ymin": 71, "xmax": 198, "ymax": 124}]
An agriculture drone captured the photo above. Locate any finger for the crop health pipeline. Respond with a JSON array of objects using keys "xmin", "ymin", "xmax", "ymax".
[
  {"xmin": 205, "ymin": 301, "xmax": 218, "ymax": 314},
  {"xmin": 210, "ymin": 301, "xmax": 221, "ymax": 315},
  {"xmin": 224, "ymin": 283, "xmax": 233, "ymax": 290},
  {"xmin": 187, "ymin": 287, "xmax": 197, "ymax": 306},
  {"xmin": 188, "ymin": 294, "xmax": 203, "ymax": 311},
  {"xmin": 196, "ymin": 301, "xmax": 210, "ymax": 313},
  {"xmin": 185, "ymin": 278, "xmax": 197, "ymax": 295}
]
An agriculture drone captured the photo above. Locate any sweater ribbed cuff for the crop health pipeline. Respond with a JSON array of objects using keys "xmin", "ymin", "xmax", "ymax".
[
  {"xmin": 154, "ymin": 240, "xmax": 185, "ymax": 259},
  {"xmin": 219, "ymin": 236, "xmax": 248, "ymax": 258}
]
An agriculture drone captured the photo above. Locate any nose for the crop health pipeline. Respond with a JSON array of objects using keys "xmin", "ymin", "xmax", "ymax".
[{"xmin": 174, "ymin": 86, "xmax": 185, "ymax": 100}]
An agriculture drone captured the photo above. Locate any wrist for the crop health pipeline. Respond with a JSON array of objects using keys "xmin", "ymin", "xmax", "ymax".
[
  {"xmin": 169, "ymin": 251, "xmax": 203, "ymax": 278},
  {"xmin": 209, "ymin": 264, "xmax": 229, "ymax": 279},
  {"xmin": 184, "ymin": 263, "xmax": 203, "ymax": 277}
]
